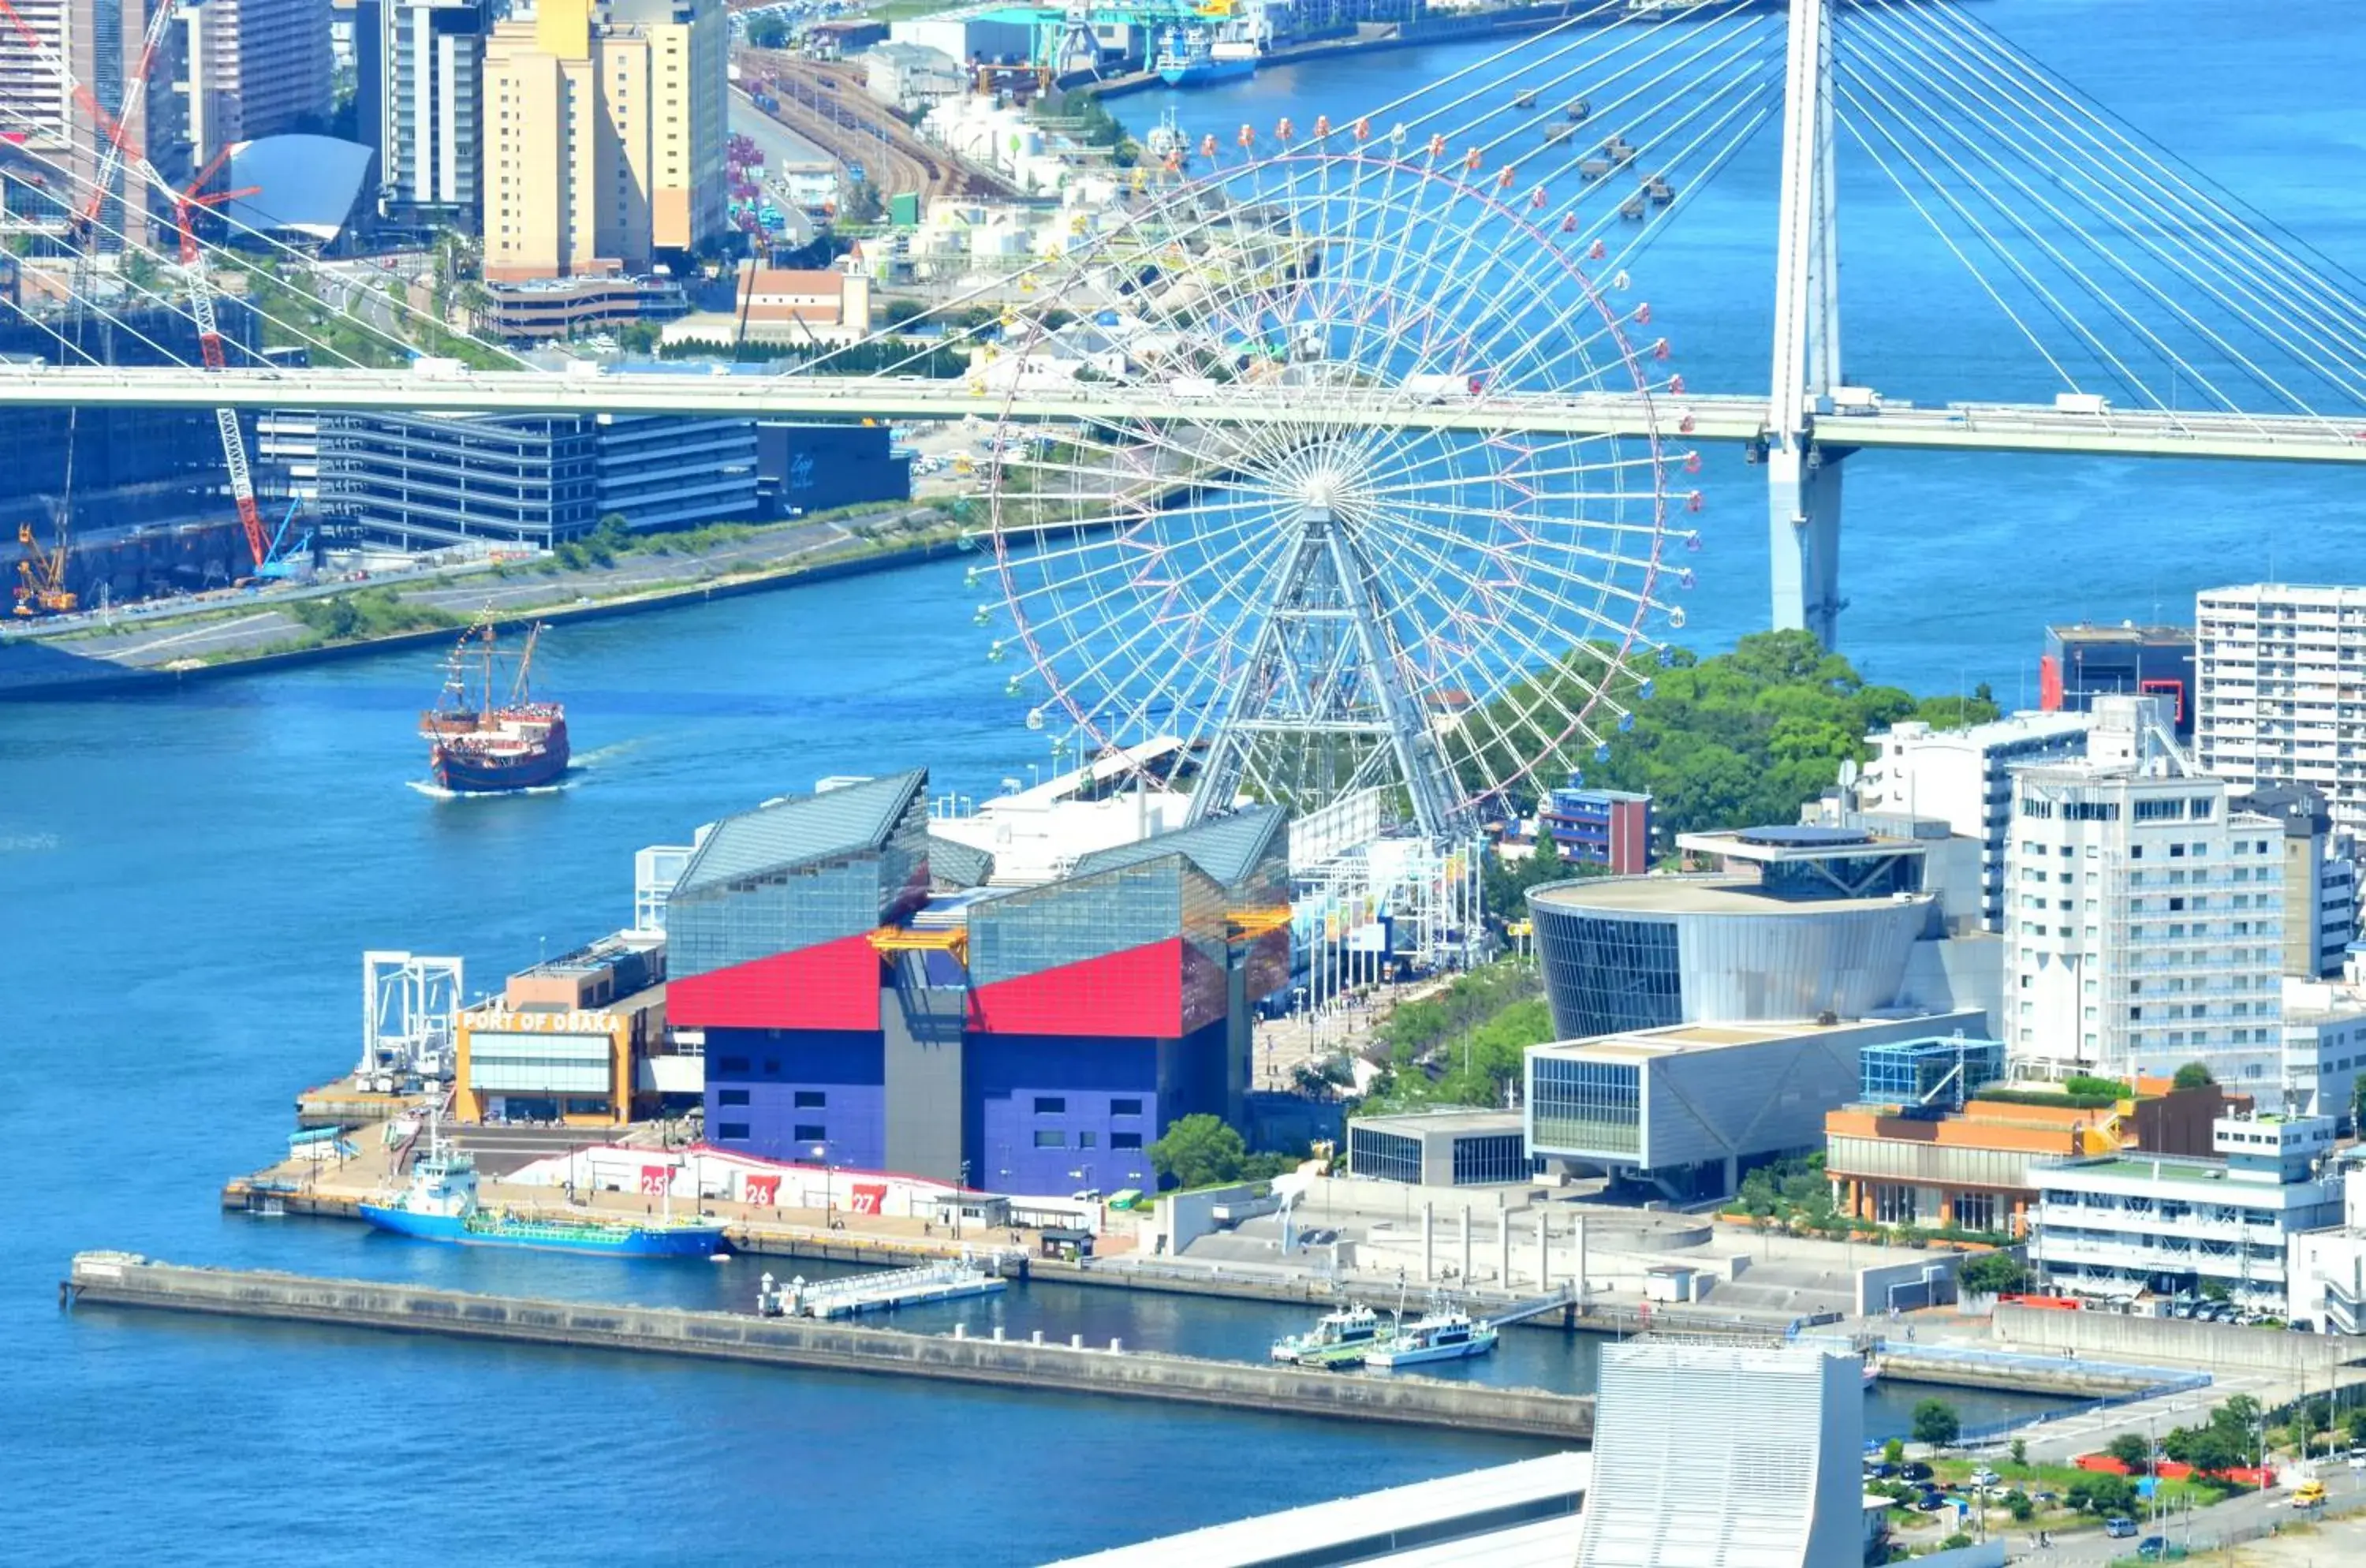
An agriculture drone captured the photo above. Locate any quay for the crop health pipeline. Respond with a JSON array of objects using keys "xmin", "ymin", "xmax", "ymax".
[
  {"xmin": 62, "ymin": 1253, "xmax": 1593, "ymax": 1442},
  {"xmin": 756, "ymin": 1259, "xmax": 1009, "ymax": 1319}
]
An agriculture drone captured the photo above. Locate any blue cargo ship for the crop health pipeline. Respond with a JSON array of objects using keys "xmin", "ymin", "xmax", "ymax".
[
  {"xmin": 360, "ymin": 1129, "xmax": 728, "ymax": 1260},
  {"xmin": 1155, "ymin": 24, "xmax": 1259, "ymax": 88}
]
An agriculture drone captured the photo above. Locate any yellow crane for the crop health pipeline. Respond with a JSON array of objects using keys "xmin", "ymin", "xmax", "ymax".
[{"xmin": 13, "ymin": 408, "xmax": 78, "ymax": 618}]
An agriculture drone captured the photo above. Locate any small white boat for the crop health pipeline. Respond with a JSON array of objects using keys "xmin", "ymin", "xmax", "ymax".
[
  {"xmin": 1364, "ymin": 1310, "xmax": 1499, "ymax": 1368},
  {"xmin": 1271, "ymin": 1304, "xmax": 1383, "ymax": 1365}
]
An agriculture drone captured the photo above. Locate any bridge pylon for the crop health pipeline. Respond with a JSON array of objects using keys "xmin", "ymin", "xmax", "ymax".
[{"xmin": 1767, "ymin": 0, "xmax": 1845, "ymax": 646}]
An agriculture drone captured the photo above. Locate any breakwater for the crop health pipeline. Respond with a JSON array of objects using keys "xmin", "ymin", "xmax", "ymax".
[{"xmin": 63, "ymin": 1253, "xmax": 1595, "ymax": 1441}]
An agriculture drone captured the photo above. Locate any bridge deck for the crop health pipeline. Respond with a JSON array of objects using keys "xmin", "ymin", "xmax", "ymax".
[{"xmin": 2, "ymin": 368, "xmax": 2360, "ymax": 464}]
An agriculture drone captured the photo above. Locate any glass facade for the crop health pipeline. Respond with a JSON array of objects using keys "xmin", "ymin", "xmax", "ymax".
[
  {"xmin": 968, "ymin": 860, "xmax": 1187, "ymax": 986},
  {"xmin": 669, "ymin": 853, "xmax": 886, "ymax": 979},
  {"xmin": 1529, "ymin": 1056, "xmax": 1642, "ymax": 1157},
  {"xmin": 1349, "ymin": 1126, "xmax": 1423, "ymax": 1185},
  {"xmin": 1451, "ymin": 1133, "xmax": 1532, "ymax": 1186},
  {"xmin": 1530, "ymin": 903, "xmax": 1683, "ymax": 1039}
]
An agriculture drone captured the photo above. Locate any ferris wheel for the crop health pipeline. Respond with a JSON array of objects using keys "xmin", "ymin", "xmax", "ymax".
[{"xmin": 972, "ymin": 125, "xmax": 1698, "ymax": 841}]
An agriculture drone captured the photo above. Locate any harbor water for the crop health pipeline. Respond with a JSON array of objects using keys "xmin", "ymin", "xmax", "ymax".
[{"xmin": 6, "ymin": 3, "xmax": 2363, "ymax": 1562}]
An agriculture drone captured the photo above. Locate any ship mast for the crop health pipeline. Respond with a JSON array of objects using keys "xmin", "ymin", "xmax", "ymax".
[{"xmin": 509, "ymin": 623, "xmax": 544, "ymax": 707}]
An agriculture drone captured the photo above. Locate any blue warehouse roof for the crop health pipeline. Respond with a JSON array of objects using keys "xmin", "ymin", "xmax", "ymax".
[
  {"xmin": 674, "ymin": 769, "xmax": 927, "ymax": 895},
  {"xmin": 1069, "ymin": 805, "xmax": 1286, "ymax": 890}
]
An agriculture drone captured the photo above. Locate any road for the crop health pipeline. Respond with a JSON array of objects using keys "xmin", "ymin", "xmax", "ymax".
[
  {"xmin": 7, "ymin": 368, "xmax": 2361, "ymax": 466},
  {"xmin": 0, "ymin": 515, "xmax": 886, "ymax": 691},
  {"xmin": 2020, "ymin": 1468, "xmax": 2365, "ymax": 1565}
]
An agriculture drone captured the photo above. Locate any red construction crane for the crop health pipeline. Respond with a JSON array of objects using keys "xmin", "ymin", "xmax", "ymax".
[{"xmin": 0, "ymin": 0, "xmax": 280, "ymax": 584}]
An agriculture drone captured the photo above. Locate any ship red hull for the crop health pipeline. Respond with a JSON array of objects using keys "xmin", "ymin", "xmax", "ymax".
[{"xmin": 432, "ymin": 719, "xmax": 571, "ymax": 793}]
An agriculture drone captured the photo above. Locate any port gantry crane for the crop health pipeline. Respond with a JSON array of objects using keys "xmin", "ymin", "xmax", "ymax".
[{"xmin": 0, "ymin": 0, "xmax": 293, "ymax": 612}]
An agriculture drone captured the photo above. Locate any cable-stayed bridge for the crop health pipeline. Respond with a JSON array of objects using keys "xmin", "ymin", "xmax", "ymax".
[{"xmin": 6, "ymin": 0, "xmax": 2363, "ymax": 827}]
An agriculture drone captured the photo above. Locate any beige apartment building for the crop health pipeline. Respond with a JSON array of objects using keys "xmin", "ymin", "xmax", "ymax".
[{"xmin": 482, "ymin": 0, "xmax": 726, "ymax": 282}]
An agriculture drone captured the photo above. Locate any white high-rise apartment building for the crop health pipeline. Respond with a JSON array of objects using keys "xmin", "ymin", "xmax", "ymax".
[
  {"xmin": 175, "ymin": 0, "xmax": 333, "ymax": 167},
  {"xmin": 356, "ymin": 0, "xmax": 492, "ymax": 225},
  {"xmin": 2007, "ymin": 694, "xmax": 2286, "ymax": 1086},
  {"xmin": 2197, "ymin": 584, "xmax": 2366, "ymax": 837},
  {"xmin": 1857, "ymin": 710, "xmax": 2093, "ymax": 931}
]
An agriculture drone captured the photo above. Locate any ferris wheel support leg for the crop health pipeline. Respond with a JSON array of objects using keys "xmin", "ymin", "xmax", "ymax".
[{"xmin": 1767, "ymin": 443, "xmax": 1845, "ymax": 646}]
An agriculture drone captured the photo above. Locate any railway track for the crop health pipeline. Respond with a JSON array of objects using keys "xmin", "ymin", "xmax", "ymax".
[{"xmin": 736, "ymin": 51, "xmax": 1022, "ymax": 202}]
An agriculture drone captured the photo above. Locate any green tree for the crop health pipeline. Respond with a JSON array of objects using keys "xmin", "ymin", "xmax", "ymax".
[
  {"xmin": 1149, "ymin": 1113, "xmax": 1247, "ymax": 1190},
  {"xmin": 1956, "ymin": 1252, "xmax": 2027, "ymax": 1296},
  {"xmin": 2003, "ymin": 1490, "xmax": 2034, "ymax": 1523},
  {"xmin": 2106, "ymin": 1432, "xmax": 2154, "ymax": 1471},
  {"xmin": 2173, "ymin": 1061, "xmax": 2215, "ymax": 1091},
  {"xmin": 1911, "ymin": 1398, "xmax": 1961, "ymax": 1450},
  {"xmin": 1882, "ymin": 1437, "xmax": 1905, "ymax": 1467},
  {"xmin": 838, "ymin": 179, "xmax": 883, "ymax": 226},
  {"xmin": 2183, "ymin": 1426, "xmax": 2243, "ymax": 1476},
  {"xmin": 745, "ymin": 13, "xmax": 788, "ymax": 46},
  {"xmin": 2009, "ymin": 1437, "xmax": 2028, "ymax": 1469}
]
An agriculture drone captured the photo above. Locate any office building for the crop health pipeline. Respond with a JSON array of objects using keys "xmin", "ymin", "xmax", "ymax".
[
  {"xmin": 1537, "ymin": 784, "xmax": 1652, "ymax": 874},
  {"xmin": 2030, "ymin": 1111, "xmax": 2345, "ymax": 1312},
  {"xmin": 452, "ymin": 928, "xmax": 674, "ymax": 1125},
  {"xmin": 860, "ymin": 42, "xmax": 962, "ymax": 114},
  {"xmin": 1525, "ymin": 1013, "xmax": 1984, "ymax": 1200},
  {"xmin": 2289, "ymin": 1159, "xmax": 2366, "ymax": 1335},
  {"xmin": 315, "ymin": 409, "xmax": 758, "ymax": 548},
  {"xmin": 480, "ymin": 273, "xmax": 688, "ymax": 338},
  {"xmin": 1527, "ymin": 823, "xmax": 1998, "ymax": 1044},
  {"xmin": 2042, "ymin": 622, "xmax": 2196, "ymax": 734},
  {"xmin": 1853, "ymin": 711, "xmax": 2092, "ymax": 931},
  {"xmin": 1827, "ymin": 1069, "xmax": 2248, "ymax": 1238},
  {"xmin": 175, "ymin": 0, "xmax": 332, "ymax": 169},
  {"xmin": 2232, "ymin": 783, "xmax": 2357, "ymax": 979},
  {"xmin": 2197, "ymin": 584, "xmax": 2366, "ymax": 838},
  {"xmin": 669, "ymin": 772, "xmax": 1289, "ymax": 1194},
  {"xmin": 357, "ymin": 0, "xmax": 493, "ymax": 226},
  {"xmin": 1577, "ymin": 1342, "xmax": 1863, "ymax": 1568},
  {"xmin": 2006, "ymin": 694, "xmax": 2286, "ymax": 1086},
  {"xmin": 1345, "ymin": 1109, "xmax": 1530, "ymax": 1187},
  {"xmin": 482, "ymin": 0, "xmax": 727, "ymax": 282}
]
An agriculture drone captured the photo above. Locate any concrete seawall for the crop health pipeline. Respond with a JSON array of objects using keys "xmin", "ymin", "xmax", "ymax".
[
  {"xmin": 63, "ymin": 1253, "xmax": 1592, "ymax": 1442},
  {"xmin": 1993, "ymin": 1302, "xmax": 2364, "ymax": 1376}
]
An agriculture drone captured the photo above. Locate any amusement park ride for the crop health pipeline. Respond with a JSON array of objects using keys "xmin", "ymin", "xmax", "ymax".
[{"xmin": 2, "ymin": 0, "xmax": 2360, "ymax": 895}]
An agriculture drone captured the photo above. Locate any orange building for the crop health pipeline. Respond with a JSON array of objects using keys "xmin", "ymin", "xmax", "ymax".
[
  {"xmin": 1826, "ymin": 1077, "xmax": 2248, "ymax": 1238},
  {"xmin": 453, "ymin": 931, "xmax": 668, "ymax": 1126}
]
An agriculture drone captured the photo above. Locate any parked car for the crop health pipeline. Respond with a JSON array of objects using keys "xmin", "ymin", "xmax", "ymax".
[
  {"xmin": 1901, "ymin": 1462, "xmax": 1935, "ymax": 1483},
  {"xmin": 2168, "ymin": 1298, "xmax": 2197, "ymax": 1319},
  {"xmin": 2136, "ymin": 1538, "xmax": 2168, "ymax": 1560},
  {"xmin": 1971, "ymin": 1467, "xmax": 2002, "ymax": 1487},
  {"xmin": 2105, "ymin": 1516, "xmax": 2140, "ymax": 1539}
]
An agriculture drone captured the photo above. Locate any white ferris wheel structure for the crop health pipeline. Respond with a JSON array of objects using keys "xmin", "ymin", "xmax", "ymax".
[{"xmin": 974, "ymin": 126, "xmax": 1696, "ymax": 846}]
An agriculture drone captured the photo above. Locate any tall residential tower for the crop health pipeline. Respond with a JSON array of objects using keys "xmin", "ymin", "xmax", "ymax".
[{"xmin": 481, "ymin": 0, "xmax": 725, "ymax": 280}]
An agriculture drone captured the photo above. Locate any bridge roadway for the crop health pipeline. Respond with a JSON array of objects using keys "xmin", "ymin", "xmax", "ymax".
[{"xmin": 3, "ymin": 366, "xmax": 2362, "ymax": 465}]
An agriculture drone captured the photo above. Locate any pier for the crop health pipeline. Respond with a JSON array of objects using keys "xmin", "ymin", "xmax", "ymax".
[
  {"xmin": 63, "ymin": 1253, "xmax": 1594, "ymax": 1443},
  {"xmin": 756, "ymin": 1258, "xmax": 1011, "ymax": 1319}
]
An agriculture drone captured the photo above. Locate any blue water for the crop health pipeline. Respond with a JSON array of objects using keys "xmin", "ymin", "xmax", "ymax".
[{"xmin": 6, "ymin": 3, "xmax": 2362, "ymax": 1562}]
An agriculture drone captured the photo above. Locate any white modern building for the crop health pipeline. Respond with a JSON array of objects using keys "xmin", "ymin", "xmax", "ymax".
[
  {"xmin": 2006, "ymin": 694, "xmax": 2286, "ymax": 1085},
  {"xmin": 2030, "ymin": 1112, "xmax": 2345, "ymax": 1312},
  {"xmin": 2289, "ymin": 1159, "xmax": 2366, "ymax": 1335},
  {"xmin": 1577, "ymin": 1342, "xmax": 1864, "ymax": 1568},
  {"xmin": 860, "ymin": 41, "xmax": 963, "ymax": 114},
  {"xmin": 2196, "ymin": 583, "xmax": 2366, "ymax": 838},
  {"xmin": 2281, "ymin": 976, "xmax": 2366, "ymax": 1125},
  {"xmin": 1524, "ymin": 1012, "xmax": 1986, "ymax": 1200},
  {"xmin": 1856, "ymin": 710, "xmax": 2093, "ymax": 931}
]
